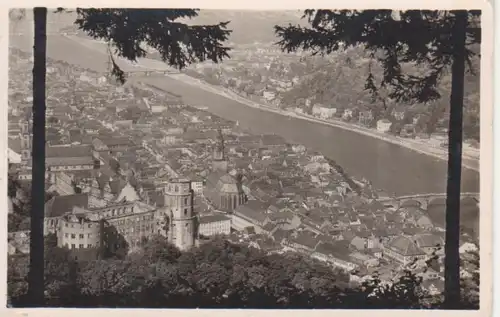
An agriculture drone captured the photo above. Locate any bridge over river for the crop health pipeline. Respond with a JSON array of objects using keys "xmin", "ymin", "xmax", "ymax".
[
  {"xmin": 9, "ymin": 32, "xmax": 480, "ymax": 196},
  {"xmin": 126, "ymin": 69, "xmax": 179, "ymax": 77},
  {"xmin": 380, "ymin": 192, "xmax": 479, "ymax": 210},
  {"xmin": 379, "ymin": 192, "xmax": 480, "ymax": 233}
]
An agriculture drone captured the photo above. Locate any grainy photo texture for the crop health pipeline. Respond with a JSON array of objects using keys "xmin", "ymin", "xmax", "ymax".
[{"xmin": 7, "ymin": 8, "xmax": 481, "ymax": 309}]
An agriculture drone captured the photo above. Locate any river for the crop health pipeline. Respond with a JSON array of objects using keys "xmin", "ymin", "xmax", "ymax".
[
  {"xmin": 135, "ymin": 75, "xmax": 480, "ymax": 196},
  {"xmin": 9, "ymin": 34, "xmax": 480, "ymax": 196}
]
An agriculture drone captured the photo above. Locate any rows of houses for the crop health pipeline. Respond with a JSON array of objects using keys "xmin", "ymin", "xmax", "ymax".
[
  {"xmin": 227, "ymin": 190, "xmax": 479, "ymax": 290},
  {"xmin": 7, "ymin": 48, "xmax": 478, "ymax": 297}
]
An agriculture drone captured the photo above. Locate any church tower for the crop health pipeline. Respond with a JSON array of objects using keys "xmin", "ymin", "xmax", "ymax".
[
  {"xmin": 212, "ymin": 127, "xmax": 228, "ymax": 172},
  {"xmin": 19, "ymin": 117, "xmax": 32, "ymax": 161},
  {"xmin": 164, "ymin": 179, "xmax": 197, "ymax": 251}
]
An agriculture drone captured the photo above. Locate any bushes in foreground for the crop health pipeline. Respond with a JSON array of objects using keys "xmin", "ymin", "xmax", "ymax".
[{"xmin": 8, "ymin": 236, "xmax": 479, "ymax": 309}]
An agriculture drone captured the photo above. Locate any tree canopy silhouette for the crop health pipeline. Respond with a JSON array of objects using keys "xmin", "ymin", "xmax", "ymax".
[
  {"xmin": 8, "ymin": 237, "xmax": 480, "ymax": 309},
  {"xmin": 275, "ymin": 10, "xmax": 480, "ymax": 103},
  {"xmin": 16, "ymin": 7, "xmax": 233, "ymax": 305},
  {"xmin": 274, "ymin": 9, "xmax": 481, "ymax": 309},
  {"xmin": 60, "ymin": 8, "xmax": 232, "ymax": 83}
]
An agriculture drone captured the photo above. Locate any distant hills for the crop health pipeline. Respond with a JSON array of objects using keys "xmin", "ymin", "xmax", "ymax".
[
  {"xmin": 183, "ymin": 10, "xmax": 304, "ymax": 44},
  {"xmin": 10, "ymin": 9, "xmax": 305, "ymax": 45}
]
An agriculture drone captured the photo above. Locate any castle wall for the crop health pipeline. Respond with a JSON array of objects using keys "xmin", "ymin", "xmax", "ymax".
[{"xmin": 57, "ymin": 217, "xmax": 101, "ymax": 249}]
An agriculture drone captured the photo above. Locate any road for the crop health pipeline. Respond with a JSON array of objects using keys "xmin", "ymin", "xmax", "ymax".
[
  {"xmin": 136, "ymin": 75, "xmax": 480, "ymax": 196},
  {"xmin": 158, "ymin": 72, "xmax": 479, "ymax": 170},
  {"xmin": 9, "ymin": 33, "xmax": 480, "ymax": 196}
]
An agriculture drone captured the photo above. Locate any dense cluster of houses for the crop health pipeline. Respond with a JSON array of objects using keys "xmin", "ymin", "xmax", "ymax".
[
  {"xmin": 8, "ymin": 48, "xmax": 479, "ymax": 295},
  {"xmin": 227, "ymin": 190, "xmax": 479, "ymax": 289},
  {"xmin": 186, "ymin": 46, "xmax": 456, "ymax": 142}
]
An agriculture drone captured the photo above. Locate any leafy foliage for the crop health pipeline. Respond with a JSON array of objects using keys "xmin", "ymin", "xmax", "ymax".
[
  {"xmin": 44, "ymin": 238, "xmax": 79, "ymax": 302},
  {"xmin": 62, "ymin": 9, "xmax": 232, "ymax": 84},
  {"xmin": 8, "ymin": 234, "xmax": 79, "ymax": 306},
  {"xmin": 7, "ymin": 177, "xmax": 60, "ymax": 232},
  {"xmin": 275, "ymin": 10, "xmax": 480, "ymax": 104},
  {"xmin": 78, "ymin": 259, "xmax": 135, "ymax": 297},
  {"xmin": 8, "ymin": 236, "xmax": 479, "ymax": 309},
  {"xmin": 129, "ymin": 234, "xmax": 182, "ymax": 264},
  {"xmin": 7, "ymin": 255, "xmax": 29, "ymax": 304},
  {"xmin": 7, "ymin": 178, "xmax": 31, "ymax": 232},
  {"xmin": 8, "ymin": 213, "xmax": 26, "ymax": 232},
  {"xmin": 275, "ymin": 15, "xmax": 479, "ymax": 308},
  {"xmin": 274, "ymin": 12, "xmax": 480, "ymax": 140},
  {"xmin": 459, "ymin": 250, "xmax": 480, "ymax": 308},
  {"xmin": 8, "ymin": 174, "xmax": 19, "ymax": 198}
]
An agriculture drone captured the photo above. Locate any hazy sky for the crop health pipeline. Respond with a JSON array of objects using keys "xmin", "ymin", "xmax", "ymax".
[{"xmin": 9, "ymin": 9, "xmax": 305, "ymax": 44}]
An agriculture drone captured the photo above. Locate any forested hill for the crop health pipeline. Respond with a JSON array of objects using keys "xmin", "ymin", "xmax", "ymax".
[
  {"xmin": 279, "ymin": 45, "xmax": 480, "ymax": 140},
  {"xmin": 282, "ymin": 45, "xmax": 480, "ymax": 107}
]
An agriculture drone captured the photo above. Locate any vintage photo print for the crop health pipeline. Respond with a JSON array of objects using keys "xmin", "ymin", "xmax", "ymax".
[{"xmin": 1, "ymin": 0, "xmax": 494, "ymax": 316}]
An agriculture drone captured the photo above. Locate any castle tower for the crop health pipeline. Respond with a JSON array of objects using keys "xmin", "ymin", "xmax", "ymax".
[
  {"xmin": 212, "ymin": 127, "xmax": 228, "ymax": 172},
  {"xmin": 164, "ymin": 179, "xmax": 197, "ymax": 251}
]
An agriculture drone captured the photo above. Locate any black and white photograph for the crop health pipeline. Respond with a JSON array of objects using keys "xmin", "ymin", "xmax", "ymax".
[{"xmin": 4, "ymin": 2, "xmax": 492, "ymax": 312}]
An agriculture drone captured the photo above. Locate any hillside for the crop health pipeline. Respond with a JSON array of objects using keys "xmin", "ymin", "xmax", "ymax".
[{"xmin": 279, "ymin": 46, "xmax": 481, "ymax": 140}]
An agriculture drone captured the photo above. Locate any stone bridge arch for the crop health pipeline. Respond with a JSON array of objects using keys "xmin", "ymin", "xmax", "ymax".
[
  {"xmin": 398, "ymin": 197, "xmax": 431, "ymax": 210},
  {"xmin": 460, "ymin": 193, "xmax": 480, "ymax": 205},
  {"xmin": 427, "ymin": 196, "xmax": 447, "ymax": 207},
  {"xmin": 377, "ymin": 198, "xmax": 399, "ymax": 210},
  {"xmin": 393, "ymin": 192, "xmax": 479, "ymax": 212}
]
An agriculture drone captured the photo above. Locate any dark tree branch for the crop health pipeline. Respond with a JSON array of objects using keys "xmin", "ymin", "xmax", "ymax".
[
  {"xmin": 274, "ymin": 10, "xmax": 481, "ymax": 309},
  {"xmin": 54, "ymin": 9, "xmax": 232, "ymax": 84},
  {"xmin": 274, "ymin": 10, "xmax": 480, "ymax": 104}
]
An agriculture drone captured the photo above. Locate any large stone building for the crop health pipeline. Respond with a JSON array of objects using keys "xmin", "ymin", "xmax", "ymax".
[
  {"xmin": 198, "ymin": 214, "xmax": 232, "ymax": 237},
  {"xmin": 45, "ymin": 145, "xmax": 98, "ymax": 175},
  {"xmin": 57, "ymin": 213, "xmax": 101, "ymax": 250},
  {"xmin": 56, "ymin": 200, "xmax": 159, "ymax": 256},
  {"xmin": 45, "ymin": 193, "xmax": 89, "ymax": 235},
  {"xmin": 204, "ymin": 128, "xmax": 247, "ymax": 213},
  {"xmin": 50, "ymin": 180, "xmax": 199, "ymax": 254}
]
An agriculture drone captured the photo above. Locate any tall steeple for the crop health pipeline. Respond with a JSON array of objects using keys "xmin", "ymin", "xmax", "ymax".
[
  {"xmin": 212, "ymin": 127, "xmax": 228, "ymax": 172},
  {"xmin": 19, "ymin": 113, "xmax": 32, "ymax": 161}
]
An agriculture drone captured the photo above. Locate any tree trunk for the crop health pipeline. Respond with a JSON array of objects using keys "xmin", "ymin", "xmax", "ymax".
[
  {"xmin": 444, "ymin": 10, "xmax": 467, "ymax": 309},
  {"xmin": 28, "ymin": 7, "xmax": 47, "ymax": 307}
]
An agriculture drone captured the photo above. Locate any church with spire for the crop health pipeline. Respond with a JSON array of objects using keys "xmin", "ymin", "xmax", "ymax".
[
  {"xmin": 212, "ymin": 127, "xmax": 229, "ymax": 172},
  {"xmin": 204, "ymin": 128, "xmax": 247, "ymax": 213}
]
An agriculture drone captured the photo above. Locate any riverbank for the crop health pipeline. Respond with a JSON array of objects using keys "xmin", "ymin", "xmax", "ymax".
[
  {"xmin": 61, "ymin": 34, "xmax": 479, "ymax": 171},
  {"xmin": 163, "ymin": 73, "xmax": 480, "ymax": 172}
]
